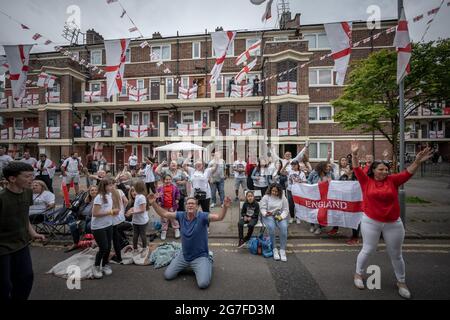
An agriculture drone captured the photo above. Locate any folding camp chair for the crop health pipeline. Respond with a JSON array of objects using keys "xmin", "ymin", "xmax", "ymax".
[{"xmin": 41, "ymin": 207, "xmax": 75, "ymax": 243}]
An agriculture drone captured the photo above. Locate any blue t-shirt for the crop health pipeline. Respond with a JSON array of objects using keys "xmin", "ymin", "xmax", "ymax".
[{"xmin": 176, "ymin": 211, "xmax": 209, "ymax": 262}]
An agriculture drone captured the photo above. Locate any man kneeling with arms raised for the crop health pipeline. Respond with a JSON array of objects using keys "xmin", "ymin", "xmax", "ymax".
[{"xmin": 148, "ymin": 194, "xmax": 231, "ymax": 289}]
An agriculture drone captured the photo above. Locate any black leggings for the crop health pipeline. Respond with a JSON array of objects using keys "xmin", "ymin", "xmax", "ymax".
[
  {"xmin": 92, "ymin": 226, "xmax": 113, "ymax": 267},
  {"xmin": 133, "ymin": 223, "xmax": 148, "ymax": 249},
  {"xmin": 112, "ymin": 222, "xmax": 131, "ymax": 260},
  {"xmin": 146, "ymin": 182, "xmax": 156, "ymax": 194},
  {"xmin": 198, "ymin": 199, "xmax": 210, "ymax": 213},
  {"xmin": 287, "ymin": 190, "xmax": 295, "ymax": 219},
  {"xmin": 0, "ymin": 246, "xmax": 34, "ymax": 300},
  {"xmin": 238, "ymin": 218, "xmax": 258, "ymax": 241}
]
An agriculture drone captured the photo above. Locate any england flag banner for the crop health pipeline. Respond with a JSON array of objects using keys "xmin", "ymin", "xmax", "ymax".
[
  {"xmin": 1, "ymin": 129, "xmax": 8, "ymax": 140},
  {"xmin": 129, "ymin": 88, "xmax": 148, "ymax": 101},
  {"xmin": 27, "ymin": 127, "xmax": 39, "ymax": 139},
  {"xmin": 84, "ymin": 126, "xmax": 102, "ymax": 138},
  {"xmin": 231, "ymin": 84, "xmax": 253, "ymax": 97},
  {"xmin": 46, "ymin": 127, "xmax": 60, "ymax": 139},
  {"xmin": 178, "ymin": 86, "xmax": 198, "ymax": 100},
  {"xmin": 4, "ymin": 45, "xmax": 33, "ymax": 106},
  {"xmin": 129, "ymin": 125, "xmax": 148, "ymax": 138},
  {"xmin": 210, "ymin": 31, "xmax": 236, "ymax": 84},
  {"xmin": 230, "ymin": 122, "xmax": 254, "ymax": 136},
  {"xmin": 177, "ymin": 122, "xmax": 202, "ymax": 136},
  {"xmin": 324, "ymin": 22, "xmax": 352, "ymax": 86},
  {"xmin": 84, "ymin": 91, "xmax": 103, "ymax": 103},
  {"xmin": 292, "ymin": 181, "xmax": 364, "ymax": 229},
  {"xmin": 104, "ymin": 39, "xmax": 130, "ymax": 98},
  {"xmin": 278, "ymin": 121, "xmax": 297, "ymax": 136},
  {"xmin": 14, "ymin": 129, "xmax": 28, "ymax": 140},
  {"xmin": 235, "ymin": 40, "xmax": 261, "ymax": 65},
  {"xmin": 277, "ymin": 81, "xmax": 297, "ymax": 95}
]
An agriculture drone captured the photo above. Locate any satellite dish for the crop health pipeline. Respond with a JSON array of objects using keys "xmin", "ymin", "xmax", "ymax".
[{"xmin": 250, "ymin": 0, "xmax": 266, "ymax": 5}]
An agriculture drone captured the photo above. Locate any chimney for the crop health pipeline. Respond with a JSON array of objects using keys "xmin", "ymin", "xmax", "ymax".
[
  {"xmin": 86, "ymin": 29, "xmax": 104, "ymax": 45},
  {"xmin": 280, "ymin": 12, "xmax": 301, "ymax": 30},
  {"xmin": 215, "ymin": 26, "xmax": 224, "ymax": 32},
  {"xmin": 152, "ymin": 32, "xmax": 162, "ymax": 39}
]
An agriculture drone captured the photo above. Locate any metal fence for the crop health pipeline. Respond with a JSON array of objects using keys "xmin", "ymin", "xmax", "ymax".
[{"xmin": 417, "ymin": 162, "xmax": 450, "ymax": 177}]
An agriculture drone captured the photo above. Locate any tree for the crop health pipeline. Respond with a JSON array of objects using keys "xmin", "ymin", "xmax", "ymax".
[{"xmin": 332, "ymin": 39, "xmax": 450, "ymax": 169}]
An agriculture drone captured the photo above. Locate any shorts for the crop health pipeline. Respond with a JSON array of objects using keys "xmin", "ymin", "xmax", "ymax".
[
  {"xmin": 129, "ymin": 165, "xmax": 137, "ymax": 170},
  {"xmin": 234, "ymin": 177, "xmax": 247, "ymax": 191},
  {"xmin": 64, "ymin": 172, "xmax": 80, "ymax": 184}
]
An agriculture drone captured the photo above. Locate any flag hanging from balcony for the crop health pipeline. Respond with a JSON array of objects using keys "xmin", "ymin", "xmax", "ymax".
[
  {"xmin": 178, "ymin": 86, "xmax": 198, "ymax": 100},
  {"xmin": 210, "ymin": 31, "xmax": 236, "ymax": 85},
  {"xmin": 84, "ymin": 126, "xmax": 102, "ymax": 138},
  {"xmin": 231, "ymin": 84, "xmax": 253, "ymax": 97},
  {"xmin": 177, "ymin": 122, "xmax": 202, "ymax": 136},
  {"xmin": 14, "ymin": 129, "xmax": 28, "ymax": 140},
  {"xmin": 393, "ymin": 8, "xmax": 411, "ymax": 83},
  {"xmin": 278, "ymin": 121, "xmax": 297, "ymax": 136},
  {"xmin": 277, "ymin": 81, "xmax": 297, "ymax": 95},
  {"xmin": 0, "ymin": 56, "xmax": 8, "ymax": 75},
  {"xmin": 46, "ymin": 91, "xmax": 60, "ymax": 103},
  {"xmin": 129, "ymin": 125, "xmax": 149, "ymax": 138},
  {"xmin": 37, "ymin": 72, "xmax": 56, "ymax": 88},
  {"xmin": 3, "ymin": 45, "xmax": 33, "ymax": 106},
  {"xmin": 235, "ymin": 58, "xmax": 257, "ymax": 83},
  {"xmin": 0, "ymin": 98, "xmax": 7, "ymax": 108},
  {"xmin": 104, "ymin": 39, "xmax": 130, "ymax": 98},
  {"xmin": 235, "ymin": 40, "xmax": 261, "ymax": 65},
  {"xmin": 324, "ymin": 22, "xmax": 352, "ymax": 86},
  {"xmin": 46, "ymin": 127, "xmax": 60, "ymax": 139},
  {"xmin": 1, "ymin": 129, "xmax": 8, "ymax": 139},
  {"xmin": 230, "ymin": 122, "xmax": 254, "ymax": 136},
  {"xmin": 27, "ymin": 127, "xmax": 39, "ymax": 139},
  {"xmin": 129, "ymin": 88, "xmax": 148, "ymax": 101},
  {"xmin": 292, "ymin": 181, "xmax": 363, "ymax": 229},
  {"xmin": 84, "ymin": 91, "xmax": 103, "ymax": 103},
  {"xmin": 26, "ymin": 94, "xmax": 39, "ymax": 105}
]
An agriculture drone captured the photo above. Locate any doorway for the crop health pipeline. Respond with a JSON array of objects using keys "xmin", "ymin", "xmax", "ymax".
[
  {"xmin": 194, "ymin": 77, "xmax": 206, "ymax": 98},
  {"xmin": 158, "ymin": 112, "xmax": 169, "ymax": 136},
  {"xmin": 218, "ymin": 111, "xmax": 230, "ymax": 136},
  {"xmin": 115, "ymin": 147, "xmax": 124, "ymax": 173},
  {"xmin": 115, "ymin": 114, "xmax": 125, "ymax": 137},
  {"xmin": 151, "ymin": 80, "xmax": 160, "ymax": 100}
]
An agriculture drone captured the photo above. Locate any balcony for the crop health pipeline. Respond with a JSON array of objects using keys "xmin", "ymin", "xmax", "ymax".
[
  {"xmin": 405, "ymin": 130, "xmax": 450, "ymax": 141},
  {"xmin": 0, "ymin": 127, "xmax": 39, "ymax": 143}
]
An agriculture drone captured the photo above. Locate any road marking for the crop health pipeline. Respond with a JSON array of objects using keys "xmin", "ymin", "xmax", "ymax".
[
  {"xmin": 209, "ymin": 243, "xmax": 450, "ymax": 248},
  {"xmin": 224, "ymin": 248, "xmax": 449, "ymax": 254}
]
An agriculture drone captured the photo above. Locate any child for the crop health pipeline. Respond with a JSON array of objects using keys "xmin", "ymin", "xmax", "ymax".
[
  {"xmin": 126, "ymin": 181, "xmax": 148, "ymax": 252},
  {"xmin": 238, "ymin": 191, "xmax": 260, "ymax": 248},
  {"xmin": 156, "ymin": 174, "xmax": 181, "ymax": 240}
]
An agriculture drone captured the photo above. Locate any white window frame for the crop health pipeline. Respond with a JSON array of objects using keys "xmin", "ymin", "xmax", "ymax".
[
  {"xmin": 303, "ymin": 33, "xmax": 330, "ymax": 50},
  {"xmin": 125, "ymin": 48, "xmax": 131, "ymax": 63},
  {"xmin": 72, "ymin": 51, "xmax": 80, "ymax": 61},
  {"xmin": 246, "ymin": 38, "xmax": 261, "ymax": 56},
  {"xmin": 309, "ymin": 68, "xmax": 334, "ymax": 87},
  {"xmin": 142, "ymin": 112, "xmax": 150, "ymax": 126},
  {"xmin": 201, "ymin": 110, "xmax": 210, "ymax": 127},
  {"xmin": 166, "ymin": 78, "xmax": 174, "ymax": 95},
  {"xmin": 151, "ymin": 45, "xmax": 171, "ymax": 61},
  {"xmin": 273, "ymin": 36, "xmax": 289, "ymax": 42},
  {"xmin": 224, "ymin": 75, "xmax": 234, "ymax": 96},
  {"xmin": 132, "ymin": 145, "xmax": 138, "ymax": 157},
  {"xmin": 131, "ymin": 112, "xmax": 140, "ymax": 126},
  {"xmin": 90, "ymin": 113, "xmax": 103, "ymax": 126},
  {"xmin": 137, "ymin": 79, "xmax": 145, "ymax": 90},
  {"xmin": 246, "ymin": 109, "xmax": 261, "ymax": 123},
  {"xmin": 120, "ymin": 80, "xmax": 128, "ymax": 96},
  {"xmin": 181, "ymin": 77, "xmax": 189, "ymax": 88},
  {"xmin": 181, "ymin": 111, "xmax": 195, "ymax": 124},
  {"xmin": 216, "ymin": 75, "xmax": 224, "ymax": 93},
  {"xmin": 192, "ymin": 42, "xmax": 201, "ymax": 59},
  {"xmin": 309, "ymin": 105, "xmax": 334, "ymax": 123},
  {"xmin": 308, "ymin": 141, "xmax": 334, "ymax": 161},
  {"xmin": 14, "ymin": 117, "xmax": 24, "ymax": 130},
  {"xmin": 90, "ymin": 49, "xmax": 103, "ymax": 66},
  {"xmin": 142, "ymin": 145, "xmax": 151, "ymax": 160},
  {"xmin": 90, "ymin": 82, "xmax": 102, "ymax": 92}
]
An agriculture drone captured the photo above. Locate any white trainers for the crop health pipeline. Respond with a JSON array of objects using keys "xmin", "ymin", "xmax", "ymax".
[
  {"xmin": 92, "ymin": 266, "xmax": 103, "ymax": 279},
  {"xmin": 397, "ymin": 283, "xmax": 411, "ymax": 299},
  {"xmin": 309, "ymin": 226, "xmax": 315, "ymax": 233},
  {"xmin": 161, "ymin": 231, "xmax": 167, "ymax": 241},
  {"xmin": 289, "ymin": 218, "xmax": 294, "ymax": 224},
  {"xmin": 102, "ymin": 265, "xmax": 113, "ymax": 276},
  {"xmin": 273, "ymin": 248, "xmax": 280, "ymax": 261},
  {"xmin": 279, "ymin": 249, "xmax": 287, "ymax": 262},
  {"xmin": 174, "ymin": 229, "xmax": 181, "ymax": 239},
  {"xmin": 354, "ymin": 274, "xmax": 365, "ymax": 289},
  {"xmin": 210, "ymin": 203, "xmax": 215, "ymax": 208},
  {"xmin": 296, "ymin": 218, "xmax": 301, "ymax": 225},
  {"xmin": 314, "ymin": 228, "xmax": 322, "ymax": 235}
]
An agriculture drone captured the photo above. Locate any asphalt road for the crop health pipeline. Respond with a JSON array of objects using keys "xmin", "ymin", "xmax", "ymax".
[{"xmin": 29, "ymin": 238, "xmax": 450, "ymax": 300}]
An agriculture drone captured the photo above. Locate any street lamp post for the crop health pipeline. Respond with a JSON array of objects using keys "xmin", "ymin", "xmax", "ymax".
[{"xmin": 398, "ymin": 0, "xmax": 406, "ymax": 225}]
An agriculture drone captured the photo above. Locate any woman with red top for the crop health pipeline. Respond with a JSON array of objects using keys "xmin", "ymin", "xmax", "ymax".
[
  {"xmin": 156, "ymin": 174, "xmax": 181, "ymax": 241},
  {"xmin": 351, "ymin": 141, "xmax": 433, "ymax": 299}
]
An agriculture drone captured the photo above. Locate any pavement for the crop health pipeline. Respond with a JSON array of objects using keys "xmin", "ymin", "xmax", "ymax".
[{"xmin": 50, "ymin": 174, "xmax": 450, "ymax": 242}]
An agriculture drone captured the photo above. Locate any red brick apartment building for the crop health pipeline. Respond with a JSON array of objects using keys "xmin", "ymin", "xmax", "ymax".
[{"xmin": 1, "ymin": 12, "xmax": 447, "ymax": 171}]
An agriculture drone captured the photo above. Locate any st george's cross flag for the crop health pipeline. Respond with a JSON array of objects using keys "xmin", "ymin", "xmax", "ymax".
[
  {"xmin": 235, "ymin": 40, "xmax": 261, "ymax": 65},
  {"xmin": 104, "ymin": 39, "xmax": 130, "ymax": 98},
  {"xmin": 292, "ymin": 180, "xmax": 364, "ymax": 229},
  {"xmin": 3, "ymin": 45, "xmax": 33, "ymax": 106},
  {"xmin": 393, "ymin": 8, "xmax": 411, "ymax": 83},
  {"xmin": 324, "ymin": 22, "xmax": 352, "ymax": 86},
  {"xmin": 210, "ymin": 31, "xmax": 236, "ymax": 84}
]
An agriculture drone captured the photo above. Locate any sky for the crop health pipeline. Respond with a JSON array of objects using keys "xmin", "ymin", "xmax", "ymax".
[{"xmin": 0, "ymin": 0, "xmax": 449, "ymax": 55}]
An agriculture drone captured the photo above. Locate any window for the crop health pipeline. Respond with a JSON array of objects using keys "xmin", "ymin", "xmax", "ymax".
[
  {"xmin": 213, "ymin": 41, "xmax": 234, "ymax": 57},
  {"xmin": 132, "ymin": 145, "xmax": 138, "ymax": 157},
  {"xmin": 90, "ymin": 50, "xmax": 102, "ymax": 65},
  {"xmin": 406, "ymin": 144, "xmax": 416, "ymax": 155},
  {"xmin": 151, "ymin": 45, "xmax": 171, "ymax": 61},
  {"xmin": 216, "ymin": 76, "xmax": 223, "ymax": 92},
  {"xmin": 278, "ymin": 60, "xmax": 297, "ymax": 82},
  {"xmin": 91, "ymin": 113, "xmax": 102, "ymax": 126},
  {"xmin": 181, "ymin": 77, "xmax": 189, "ymax": 88},
  {"xmin": 132, "ymin": 112, "xmax": 140, "ymax": 126},
  {"xmin": 166, "ymin": 78, "xmax": 174, "ymax": 94},
  {"xmin": 247, "ymin": 110, "xmax": 261, "ymax": 123},
  {"xmin": 137, "ymin": 79, "xmax": 145, "ymax": 90},
  {"xmin": 90, "ymin": 82, "xmax": 101, "ymax": 92},
  {"xmin": 121, "ymin": 80, "xmax": 127, "ymax": 96},
  {"xmin": 72, "ymin": 51, "xmax": 80, "ymax": 61},
  {"xmin": 142, "ymin": 112, "xmax": 150, "ymax": 126},
  {"xmin": 125, "ymin": 48, "xmax": 131, "ymax": 63},
  {"xmin": 47, "ymin": 111, "xmax": 60, "ymax": 127},
  {"xmin": 277, "ymin": 103, "xmax": 297, "ymax": 122},
  {"xmin": 14, "ymin": 118, "xmax": 24, "ymax": 129},
  {"xmin": 201, "ymin": 111, "xmax": 209, "ymax": 126},
  {"xmin": 273, "ymin": 36, "xmax": 289, "ymax": 42},
  {"xmin": 309, "ymin": 68, "xmax": 333, "ymax": 86},
  {"xmin": 309, "ymin": 142, "xmax": 333, "ymax": 160},
  {"xmin": 50, "ymin": 83, "xmax": 60, "ymax": 93},
  {"xmin": 143, "ymin": 145, "xmax": 151, "ymax": 159},
  {"xmin": 309, "ymin": 105, "xmax": 333, "ymax": 122},
  {"xmin": 0, "ymin": 76, "xmax": 5, "ymax": 98},
  {"xmin": 192, "ymin": 42, "xmax": 201, "ymax": 59},
  {"xmin": 246, "ymin": 38, "xmax": 261, "ymax": 56},
  {"xmin": 224, "ymin": 76, "xmax": 233, "ymax": 96},
  {"xmin": 181, "ymin": 111, "xmax": 194, "ymax": 124},
  {"xmin": 304, "ymin": 33, "xmax": 330, "ymax": 49}
]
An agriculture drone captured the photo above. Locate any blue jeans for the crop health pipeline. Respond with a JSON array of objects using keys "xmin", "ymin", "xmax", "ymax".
[
  {"xmin": 68, "ymin": 215, "xmax": 91, "ymax": 245},
  {"xmin": 262, "ymin": 216, "xmax": 288, "ymax": 251},
  {"xmin": 210, "ymin": 179, "xmax": 225, "ymax": 205},
  {"xmin": 164, "ymin": 253, "xmax": 213, "ymax": 289}
]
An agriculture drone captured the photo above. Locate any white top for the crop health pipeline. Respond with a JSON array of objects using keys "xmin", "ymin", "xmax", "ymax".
[
  {"xmin": 144, "ymin": 164, "xmax": 155, "ymax": 183},
  {"xmin": 21, "ymin": 157, "xmax": 37, "ymax": 167},
  {"xmin": 62, "ymin": 157, "xmax": 81, "ymax": 173},
  {"xmin": 260, "ymin": 195, "xmax": 289, "ymax": 220},
  {"xmin": 233, "ymin": 160, "xmax": 247, "ymax": 179},
  {"xmin": 128, "ymin": 155, "xmax": 138, "ymax": 166},
  {"xmin": 132, "ymin": 194, "xmax": 149, "ymax": 225},
  {"xmin": 0, "ymin": 154, "xmax": 13, "ymax": 170},
  {"xmin": 186, "ymin": 167, "xmax": 213, "ymax": 199},
  {"xmin": 35, "ymin": 159, "xmax": 55, "ymax": 177},
  {"xmin": 29, "ymin": 191, "xmax": 55, "ymax": 216},
  {"xmin": 252, "ymin": 167, "xmax": 270, "ymax": 188},
  {"xmin": 91, "ymin": 194, "xmax": 113, "ymax": 230},
  {"xmin": 271, "ymin": 145, "xmax": 307, "ymax": 172},
  {"xmin": 112, "ymin": 189, "xmax": 126, "ymax": 226},
  {"xmin": 287, "ymin": 169, "xmax": 307, "ymax": 191}
]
